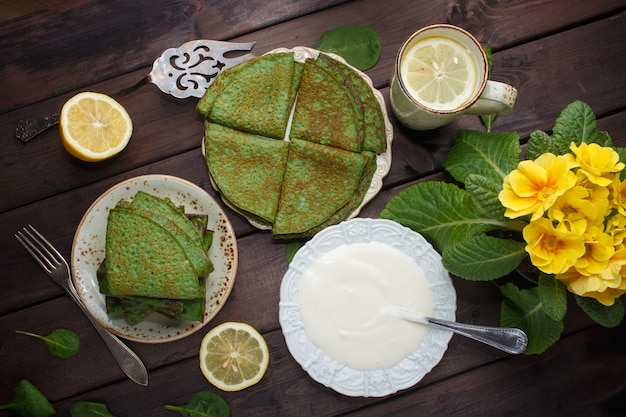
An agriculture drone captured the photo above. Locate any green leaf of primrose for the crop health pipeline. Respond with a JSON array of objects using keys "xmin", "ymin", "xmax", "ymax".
[
  {"xmin": 164, "ymin": 391, "xmax": 230, "ymax": 417},
  {"xmin": 479, "ymin": 45, "xmax": 498, "ymax": 131},
  {"xmin": 552, "ymin": 100, "xmax": 598, "ymax": 145},
  {"xmin": 443, "ymin": 129, "xmax": 521, "ymax": 185},
  {"xmin": 443, "ymin": 235, "xmax": 527, "ymax": 281},
  {"xmin": 499, "ymin": 283, "xmax": 564, "ymax": 355},
  {"xmin": 596, "ymin": 130, "xmax": 613, "ymax": 147},
  {"xmin": 15, "ymin": 328, "xmax": 80, "ymax": 359},
  {"xmin": 538, "ymin": 273, "xmax": 567, "ymax": 321},
  {"xmin": 380, "ymin": 181, "xmax": 513, "ymax": 254},
  {"xmin": 464, "ymin": 174, "xmax": 508, "ymax": 218},
  {"xmin": 480, "ymin": 114, "xmax": 498, "ymax": 133},
  {"xmin": 0, "ymin": 379, "xmax": 55, "ymax": 417},
  {"xmin": 575, "ymin": 295, "xmax": 625, "ymax": 328},
  {"xmin": 526, "ymin": 129, "xmax": 562, "ymax": 160},
  {"xmin": 380, "ymin": 182, "xmax": 484, "ymax": 253},
  {"xmin": 527, "ymin": 100, "xmax": 603, "ymax": 160},
  {"xmin": 70, "ymin": 401, "xmax": 114, "ymax": 417},
  {"xmin": 316, "ymin": 25, "xmax": 382, "ymax": 71}
]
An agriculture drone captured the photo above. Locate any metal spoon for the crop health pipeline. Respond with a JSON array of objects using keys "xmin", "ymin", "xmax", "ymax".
[
  {"xmin": 397, "ymin": 307, "xmax": 528, "ymax": 354},
  {"xmin": 15, "ymin": 39, "xmax": 256, "ymax": 142}
]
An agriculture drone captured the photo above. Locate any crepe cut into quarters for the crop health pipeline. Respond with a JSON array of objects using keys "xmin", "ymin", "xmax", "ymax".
[{"xmin": 197, "ymin": 51, "xmax": 387, "ymax": 238}]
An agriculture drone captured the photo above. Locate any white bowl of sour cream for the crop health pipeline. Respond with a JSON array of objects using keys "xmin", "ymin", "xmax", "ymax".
[{"xmin": 279, "ymin": 218, "xmax": 456, "ymax": 397}]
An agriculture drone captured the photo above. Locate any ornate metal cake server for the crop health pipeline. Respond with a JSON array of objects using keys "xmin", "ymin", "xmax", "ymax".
[{"xmin": 15, "ymin": 39, "xmax": 256, "ymax": 142}]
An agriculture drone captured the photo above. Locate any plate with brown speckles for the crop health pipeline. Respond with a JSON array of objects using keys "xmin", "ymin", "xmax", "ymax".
[{"xmin": 71, "ymin": 174, "xmax": 238, "ymax": 343}]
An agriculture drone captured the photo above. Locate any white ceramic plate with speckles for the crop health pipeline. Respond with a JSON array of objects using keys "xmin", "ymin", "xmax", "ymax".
[
  {"xmin": 279, "ymin": 218, "xmax": 456, "ymax": 397},
  {"xmin": 71, "ymin": 174, "xmax": 238, "ymax": 343}
]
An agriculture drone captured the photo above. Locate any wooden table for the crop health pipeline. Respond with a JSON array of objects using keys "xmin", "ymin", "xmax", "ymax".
[{"xmin": 2, "ymin": 1, "xmax": 626, "ymax": 415}]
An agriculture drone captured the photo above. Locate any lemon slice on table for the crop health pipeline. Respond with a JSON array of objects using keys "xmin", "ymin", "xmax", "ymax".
[
  {"xmin": 199, "ymin": 322, "xmax": 269, "ymax": 391},
  {"xmin": 401, "ymin": 37, "xmax": 477, "ymax": 110},
  {"xmin": 60, "ymin": 92, "xmax": 133, "ymax": 162}
]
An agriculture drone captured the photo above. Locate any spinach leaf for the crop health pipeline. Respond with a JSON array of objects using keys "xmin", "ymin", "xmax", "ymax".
[
  {"xmin": 16, "ymin": 328, "xmax": 80, "ymax": 359},
  {"xmin": 70, "ymin": 401, "xmax": 114, "ymax": 417},
  {"xmin": 164, "ymin": 391, "xmax": 230, "ymax": 417},
  {"xmin": 286, "ymin": 241, "xmax": 304, "ymax": 263},
  {"xmin": 316, "ymin": 25, "xmax": 381, "ymax": 71},
  {"xmin": 0, "ymin": 379, "xmax": 55, "ymax": 417}
]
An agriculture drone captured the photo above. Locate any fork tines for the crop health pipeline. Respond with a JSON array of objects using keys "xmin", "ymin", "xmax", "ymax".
[{"xmin": 15, "ymin": 224, "xmax": 64, "ymax": 273}]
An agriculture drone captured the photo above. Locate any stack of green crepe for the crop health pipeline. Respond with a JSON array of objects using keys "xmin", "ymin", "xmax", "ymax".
[{"xmin": 98, "ymin": 191, "xmax": 214, "ymax": 325}]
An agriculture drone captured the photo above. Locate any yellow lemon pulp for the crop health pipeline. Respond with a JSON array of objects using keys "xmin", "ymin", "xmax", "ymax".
[
  {"xmin": 199, "ymin": 322, "xmax": 269, "ymax": 391},
  {"xmin": 60, "ymin": 92, "xmax": 133, "ymax": 162},
  {"xmin": 400, "ymin": 36, "xmax": 477, "ymax": 111}
]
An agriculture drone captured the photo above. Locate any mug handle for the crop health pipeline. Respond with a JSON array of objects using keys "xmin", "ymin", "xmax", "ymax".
[{"xmin": 465, "ymin": 80, "xmax": 518, "ymax": 115}]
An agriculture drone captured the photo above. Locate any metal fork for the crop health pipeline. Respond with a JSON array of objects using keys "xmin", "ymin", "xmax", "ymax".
[{"xmin": 15, "ymin": 225, "xmax": 149, "ymax": 386}]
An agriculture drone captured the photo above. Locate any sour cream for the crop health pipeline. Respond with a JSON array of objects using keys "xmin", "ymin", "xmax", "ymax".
[{"xmin": 298, "ymin": 241, "xmax": 434, "ymax": 371}]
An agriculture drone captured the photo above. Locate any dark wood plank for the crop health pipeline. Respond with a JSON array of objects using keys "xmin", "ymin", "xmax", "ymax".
[
  {"xmin": 0, "ymin": 0, "xmax": 65, "ymax": 21},
  {"xmin": 0, "ymin": 0, "xmax": 350, "ymax": 113}
]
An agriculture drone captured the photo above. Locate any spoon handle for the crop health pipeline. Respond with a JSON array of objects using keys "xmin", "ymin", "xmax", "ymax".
[
  {"xmin": 426, "ymin": 316, "xmax": 528, "ymax": 354},
  {"xmin": 15, "ymin": 113, "xmax": 60, "ymax": 142}
]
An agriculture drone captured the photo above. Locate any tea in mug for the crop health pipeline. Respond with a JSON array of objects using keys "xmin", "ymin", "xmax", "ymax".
[{"xmin": 399, "ymin": 36, "xmax": 478, "ymax": 111}]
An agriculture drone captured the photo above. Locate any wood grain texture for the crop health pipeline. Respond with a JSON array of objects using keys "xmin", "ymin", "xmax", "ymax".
[
  {"xmin": 2, "ymin": 0, "xmax": 626, "ymax": 416},
  {"xmin": 0, "ymin": 0, "xmax": 65, "ymax": 21}
]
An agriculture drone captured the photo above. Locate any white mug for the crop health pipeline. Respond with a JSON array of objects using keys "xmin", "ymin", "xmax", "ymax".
[{"xmin": 390, "ymin": 24, "xmax": 518, "ymax": 130}]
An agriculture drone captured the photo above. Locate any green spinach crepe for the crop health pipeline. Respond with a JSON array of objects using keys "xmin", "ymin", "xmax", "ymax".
[
  {"xmin": 290, "ymin": 58, "xmax": 363, "ymax": 152},
  {"xmin": 204, "ymin": 122, "xmax": 289, "ymax": 224},
  {"xmin": 98, "ymin": 192, "xmax": 213, "ymax": 325},
  {"xmin": 316, "ymin": 53, "xmax": 387, "ymax": 153},
  {"xmin": 196, "ymin": 52, "xmax": 303, "ymax": 139},
  {"xmin": 273, "ymin": 150, "xmax": 377, "ymax": 240},
  {"xmin": 272, "ymin": 138, "xmax": 371, "ymax": 237}
]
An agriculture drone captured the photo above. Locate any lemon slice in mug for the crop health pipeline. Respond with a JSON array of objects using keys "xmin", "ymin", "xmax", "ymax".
[
  {"xmin": 401, "ymin": 36, "xmax": 477, "ymax": 111},
  {"xmin": 199, "ymin": 322, "xmax": 269, "ymax": 391},
  {"xmin": 60, "ymin": 92, "xmax": 133, "ymax": 162}
]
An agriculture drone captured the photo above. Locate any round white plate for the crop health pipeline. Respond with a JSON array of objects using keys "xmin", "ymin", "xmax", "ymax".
[
  {"xmin": 204, "ymin": 46, "xmax": 394, "ymax": 230},
  {"xmin": 279, "ymin": 218, "xmax": 456, "ymax": 397},
  {"xmin": 71, "ymin": 175, "xmax": 238, "ymax": 343}
]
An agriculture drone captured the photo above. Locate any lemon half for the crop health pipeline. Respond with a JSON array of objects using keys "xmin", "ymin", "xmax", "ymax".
[
  {"xmin": 60, "ymin": 92, "xmax": 133, "ymax": 162},
  {"xmin": 199, "ymin": 322, "xmax": 269, "ymax": 391}
]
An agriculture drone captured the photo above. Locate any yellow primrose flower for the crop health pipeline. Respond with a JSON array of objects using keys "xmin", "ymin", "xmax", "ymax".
[
  {"xmin": 610, "ymin": 175, "xmax": 626, "ymax": 216},
  {"xmin": 606, "ymin": 213, "xmax": 626, "ymax": 249},
  {"xmin": 548, "ymin": 186, "xmax": 599, "ymax": 234},
  {"xmin": 586, "ymin": 184, "xmax": 611, "ymax": 223},
  {"xmin": 523, "ymin": 217, "xmax": 586, "ymax": 274},
  {"xmin": 570, "ymin": 142, "xmax": 625, "ymax": 187},
  {"xmin": 573, "ymin": 227, "xmax": 615, "ymax": 275},
  {"xmin": 499, "ymin": 153, "xmax": 577, "ymax": 220},
  {"xmin": 557, "ymin": 249, "xmax": 626, "ymax": 306}
]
